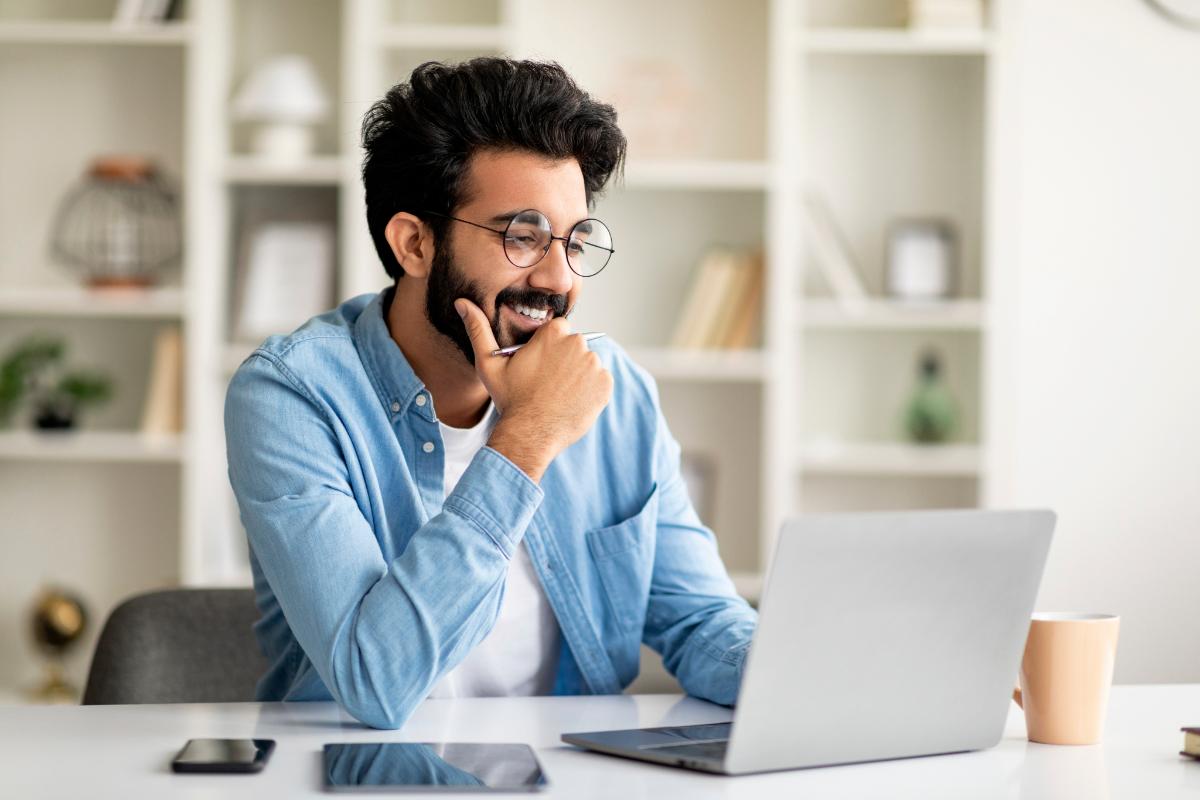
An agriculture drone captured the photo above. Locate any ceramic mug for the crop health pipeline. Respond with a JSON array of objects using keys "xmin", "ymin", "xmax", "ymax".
[{"xmin": 1012, "ymin": 612, "xmax": 1120, "ymax": 745}]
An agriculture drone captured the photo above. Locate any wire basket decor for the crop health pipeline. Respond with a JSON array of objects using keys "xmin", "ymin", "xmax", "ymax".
[{"xmin": 49, "ymin": 156, "xmax": 182, "ymax": 287}]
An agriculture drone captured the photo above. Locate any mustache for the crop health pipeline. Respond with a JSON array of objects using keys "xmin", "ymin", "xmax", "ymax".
[{"xmin": 494, "ymin": 287, "xmax": 570, "ymax": 318}]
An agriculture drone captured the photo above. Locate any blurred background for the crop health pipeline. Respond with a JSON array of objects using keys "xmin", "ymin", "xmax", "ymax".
[{"xmin": 0, "ymin": 0, "xmax": 1197, "ymax": 703}]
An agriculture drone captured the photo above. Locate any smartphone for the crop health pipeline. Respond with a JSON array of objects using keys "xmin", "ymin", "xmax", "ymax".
[{"xmin": 171, "ymin": 738, "xmax": 276, "ymax": 774}]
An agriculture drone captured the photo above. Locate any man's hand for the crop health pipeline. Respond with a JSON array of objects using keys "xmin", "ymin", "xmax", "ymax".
[{"xmin": 455, "ymin": 298, "xmax": 613, "ymax": 482}]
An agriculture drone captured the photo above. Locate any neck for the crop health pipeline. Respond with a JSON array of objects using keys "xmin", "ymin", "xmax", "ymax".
[{"xmin": 386, "ymin": 278, "xmax": 491, "ymax": 428}]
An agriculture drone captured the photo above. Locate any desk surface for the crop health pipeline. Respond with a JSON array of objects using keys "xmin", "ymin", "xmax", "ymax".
[{"xmin": 3, "ymin": 685, "xmax": 1200, "ymax": 798}]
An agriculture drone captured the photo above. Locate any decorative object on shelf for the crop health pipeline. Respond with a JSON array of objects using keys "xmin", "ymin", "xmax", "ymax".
[
  {"xmin": 906, "ymin": 0, "xmax": 985, "ymax": 29},
  {"xmin": 679, "ymin": 451, "xmax": 718, "ymax": 525},
  {"xmin": 113, "ymin": 0, "xmax": 182, "ymax": 25},
  {"xmin": 904, "ymin": 348, "xmax": 957, "ymax": 444},
  {"xmin": 141, "ymin": 325, "xmax": 184, "ymax": 434},
  {"xmin": 0, "ymin": 335, "xmax": 113, "ymax": 431},
  {"xmin": 49, "ymin": 156, "xmax": 181, "ymax": 288},
  {"xmin": 1142, "ymin": 0, "xmax": 1200, "ymax": 30},
  {"xmin": 233, "ymin": 55, "xmax": 330, "ymax": 164},
  {"xmin": 234, "ymin": 221, "xmax": 334, "ymax": 343},
  {"xmin": 670, "ymin": 247, "xmax": 763, "ymax": 350},
  {"xmin": 802, "ymin": 191, "xmax": 867, "ymax": 313},
  {"xmin": 604, "ymin": 59, "xmax": 698, "ymax": 157},
  {"xmin": 885, "ymin": 218, "xmax": 957, "ymax": 302},
  {"xmin": 27, "ymin": 586, "xmax": 88, "ymax": 704},
  {"xmin": 0, "ymin": 337, "xmax": 61, "ymax": 428}
]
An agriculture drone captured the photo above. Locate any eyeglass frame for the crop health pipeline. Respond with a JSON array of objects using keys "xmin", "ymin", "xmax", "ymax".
[{"xmin": 418, "ymin": 208, "xmax": 615, "ymax": 277}]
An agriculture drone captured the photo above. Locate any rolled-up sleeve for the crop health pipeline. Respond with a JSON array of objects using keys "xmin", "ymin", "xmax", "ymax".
[{"xmin": 225, "ymin": 353, "xmax": 543, "ymax": 729}]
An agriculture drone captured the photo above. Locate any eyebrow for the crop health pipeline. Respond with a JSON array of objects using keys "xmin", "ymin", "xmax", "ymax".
[
  {"xmin": 487, "ymin": 209, "xmax": 592, "ymax": 230},
  {"xmin": 487, "ymin": 209, "xmax": 524, "ymax": 225}
]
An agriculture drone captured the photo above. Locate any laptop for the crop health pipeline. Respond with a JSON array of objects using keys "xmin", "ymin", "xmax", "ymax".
[{"xmin": 562, "ymin": 508, "xmax": 1055, "ymax": 775}]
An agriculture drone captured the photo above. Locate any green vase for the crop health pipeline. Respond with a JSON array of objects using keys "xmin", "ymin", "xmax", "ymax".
[{"xmin": 904, "ymin": 349, "xmax": 956, "ymax": 444}]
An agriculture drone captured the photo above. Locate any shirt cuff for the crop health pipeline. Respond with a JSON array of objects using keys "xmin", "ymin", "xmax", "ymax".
[{"xmin": 442, "ymin": 445, "xmax": 545, "ymax": 558}]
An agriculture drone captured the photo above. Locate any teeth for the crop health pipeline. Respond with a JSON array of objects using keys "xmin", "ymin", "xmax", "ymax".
[{"xmin": 513, "ymin": 303, "xmax": 549, "ymax": 321}]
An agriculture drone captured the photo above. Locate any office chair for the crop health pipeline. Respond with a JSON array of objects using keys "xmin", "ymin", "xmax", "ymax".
[{"xmin": 82, "ymin": 588, "xmax": 265, "ymax": 705}]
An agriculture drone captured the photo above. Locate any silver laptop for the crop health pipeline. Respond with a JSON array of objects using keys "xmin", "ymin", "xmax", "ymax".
[{"xmin": 562, "ymin": 508, "xmax": 1055, "ymax": 775}]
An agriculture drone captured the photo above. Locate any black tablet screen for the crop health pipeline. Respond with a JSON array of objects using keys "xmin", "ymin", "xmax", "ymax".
[{"xmin": 323, "ymin": 742, "xmax": 547, "ymax": 792}]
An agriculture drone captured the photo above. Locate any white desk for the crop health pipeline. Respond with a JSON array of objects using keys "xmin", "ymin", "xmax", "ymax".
[{"xmin": 3, "ymin": 685, "xmax": 1199, "ymax": 798}]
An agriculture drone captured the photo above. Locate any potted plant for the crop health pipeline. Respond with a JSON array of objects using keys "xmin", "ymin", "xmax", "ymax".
[
  {"xmin": 32, "ymin": 370, "xmax": 113, "ymax": 430},
  {"xmin": 0, "ymin": 335, "xmax": 113, "ymax": 430}
]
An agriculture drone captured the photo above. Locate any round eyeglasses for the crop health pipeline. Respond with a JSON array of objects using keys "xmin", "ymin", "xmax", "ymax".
[{"xmin": 422, "ymin": 208, "xmax": 614, "ymax": 277}]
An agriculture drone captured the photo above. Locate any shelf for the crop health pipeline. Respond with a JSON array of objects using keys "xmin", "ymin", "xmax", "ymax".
[
  {"xmin": 0, "ymin": 20, "xmax": 193, "ymax": 46},
  {"xmin": 375, "ymin": 24, "xmax": 507, "ymax": 50},
  {"xmin": 0, "ymin": 286, "xmax": 184, "ymax": 319},
  {"xmin": 627, "ymin": 347, "xmax": 768, "ymax": 383},
  {"xmin": 223, "ymin": 155, "xmax": 346, "ymax": 186},
  {"xmin": 621, "ymin": 160, "xmax": 771, "ymax": 191},
  {"xmin": 0, "ymin": 430, "xmax": 184, "ymax": 464},
  {"xmin": 802, "ymin": 299, "xmax": 985, "ymax": 331},
  {"xmin": 800, "ymin": 28, "xmax": 994, "ymax": 55},
  {"xmin": 800, "ymin": 441, "xmax": 982, "ymax": 477}
]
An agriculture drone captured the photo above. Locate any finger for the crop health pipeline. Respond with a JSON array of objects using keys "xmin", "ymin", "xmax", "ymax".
[
  {"xmin": 454, "ymin": 298, "xmax": 501, "ymax": 363},
  {"xmin": 537, "ymin": 316, "xmax": 572, "ymax": 341}
]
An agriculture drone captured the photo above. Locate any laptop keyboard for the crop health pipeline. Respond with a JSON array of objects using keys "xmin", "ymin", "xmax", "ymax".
[
  {"xmin": 636, "ymin": 723, "xmax": 732, "ymax": 745},
  {"xmin": 648, "ymin": 740, "xmax": 730, "ymax": 761},
  {"xmin": 635, "ymin": 723, "xmax": 732, "ymax": 762}
]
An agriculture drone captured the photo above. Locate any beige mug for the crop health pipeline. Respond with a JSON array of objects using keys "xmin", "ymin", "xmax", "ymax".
[{"xmin": 1011, "ymin": 612, "xmax": 1120, "ymax": 745}]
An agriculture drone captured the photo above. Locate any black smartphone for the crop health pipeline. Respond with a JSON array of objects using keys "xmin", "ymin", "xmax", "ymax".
[{"xmin": 171, "ymin": 738, "xmax": 275, "ymax": 774}]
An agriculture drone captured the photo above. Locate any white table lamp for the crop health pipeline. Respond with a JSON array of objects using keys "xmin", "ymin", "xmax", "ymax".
[{"xmin": 232, "ymin": 55, "xmax": 330, "ymax": 163}]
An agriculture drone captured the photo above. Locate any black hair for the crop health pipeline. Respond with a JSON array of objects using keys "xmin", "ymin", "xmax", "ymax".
[{"xmin": 361, "ymin": 57, "xmax": 627, "ymax": 280}]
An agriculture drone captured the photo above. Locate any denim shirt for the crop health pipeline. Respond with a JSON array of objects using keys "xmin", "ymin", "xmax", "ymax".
[{"xmin": 224, "ymin": 289, "xmax": 757, "ymax": 729}]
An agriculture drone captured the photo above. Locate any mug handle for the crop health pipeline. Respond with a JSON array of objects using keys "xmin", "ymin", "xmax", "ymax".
[{"xmin": 1012, "ymin": 684, "xmax": 1023, "ymax": 709}]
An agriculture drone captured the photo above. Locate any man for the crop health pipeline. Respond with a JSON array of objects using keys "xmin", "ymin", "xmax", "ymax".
[{"xmin": 225, "ymin": 58, "xmax": 757, "ymax": 730}]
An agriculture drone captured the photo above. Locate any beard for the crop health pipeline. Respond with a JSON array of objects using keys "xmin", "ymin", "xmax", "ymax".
[{"xmin": 424, "ymin": 242, "xmax": 569, "ymax": 366}]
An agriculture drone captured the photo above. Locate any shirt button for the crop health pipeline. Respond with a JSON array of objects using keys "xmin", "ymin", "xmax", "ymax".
[
  {"xmin": 390, "ymin": 401, "xmax": 400, "ymax": 413},
  {"xmin": 415, "ymin": 394, "xmax": 427, "ymax": 407},
  {"xmin": 422, "ymin": 441, "xmax": 435, "ymax": 453}
]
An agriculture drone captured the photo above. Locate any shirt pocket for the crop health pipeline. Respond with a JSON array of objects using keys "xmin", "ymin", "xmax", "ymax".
[{"xmin": 585, "ymin": 483, "xmax": 659, "ymax": 632}]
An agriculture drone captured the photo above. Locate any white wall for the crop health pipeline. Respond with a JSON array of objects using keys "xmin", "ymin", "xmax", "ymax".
[{"xmin": 994, "ymin": 0, "xmax": 1200, "ymax": 683}]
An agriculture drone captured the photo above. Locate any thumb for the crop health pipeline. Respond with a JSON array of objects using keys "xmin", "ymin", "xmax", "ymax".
[{"xmin": 454, "ymin": 298, "xmax": 500, "ymax": 364}]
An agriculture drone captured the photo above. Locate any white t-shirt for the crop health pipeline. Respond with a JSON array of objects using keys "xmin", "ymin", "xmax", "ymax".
[{"xmin": 425, "ymin": 401, "xmax": 561, "ymax": 698}]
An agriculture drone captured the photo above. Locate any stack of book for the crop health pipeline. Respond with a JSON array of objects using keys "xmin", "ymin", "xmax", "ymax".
[{"xmin": 669, "ymin": 248, "xmax": 764, "ymax": 350}]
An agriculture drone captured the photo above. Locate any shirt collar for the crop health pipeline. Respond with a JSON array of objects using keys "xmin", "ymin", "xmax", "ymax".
[{"xmin": 351, "ymin": 287, "xmax": 431, "ymax": 421}]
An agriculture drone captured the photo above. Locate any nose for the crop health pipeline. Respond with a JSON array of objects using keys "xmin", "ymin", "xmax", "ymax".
[{"xmin": 527, "ymin": 238, "xmax": 575, "ymax": 296}]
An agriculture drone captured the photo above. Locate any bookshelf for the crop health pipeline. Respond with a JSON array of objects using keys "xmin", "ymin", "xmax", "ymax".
[{"xmin": 0, "ymin": 0, "xmax": 1011, "ymax": 698}]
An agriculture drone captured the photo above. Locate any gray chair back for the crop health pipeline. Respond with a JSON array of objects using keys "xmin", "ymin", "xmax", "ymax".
[{"xmin": 83, "ymin": 588, "xmax": 265, "ymax": 705}]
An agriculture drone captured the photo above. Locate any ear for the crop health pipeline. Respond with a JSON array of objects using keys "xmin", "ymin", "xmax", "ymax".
[{"xmin": 384, "ymin": 212, "xmax": 436, "ymax": 279}]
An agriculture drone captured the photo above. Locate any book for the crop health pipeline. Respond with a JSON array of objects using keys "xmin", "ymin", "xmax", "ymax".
[
  {"xmin": 723, "ymin": 251, "xmax": 764, "ymax": 349},
  {"xmin": 140, "ymin": 325, "xmax": 183, "ymax": 434},
  {"xmin": 669, "ymin": 247, "xmax": 765, "ymax": 350},
  {"xmin": 1182, "ymin": 727, "xmax": 1200, "ymax": 759},
  {"xmin": 670, "ymin": 248, "xmax": 729, "ymax": 349},
  {"xmin": 802, "ymin": 191, "xmax": 867, "ymax": 313},
  {"xmin": 704, "ymin": 250, "xmax": 753, "ymax": 348}
]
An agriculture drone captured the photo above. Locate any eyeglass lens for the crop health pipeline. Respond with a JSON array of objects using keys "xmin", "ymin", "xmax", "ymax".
[{"xmin": 503, "ymin": 209, "xmax": 613, "ymax": 277}]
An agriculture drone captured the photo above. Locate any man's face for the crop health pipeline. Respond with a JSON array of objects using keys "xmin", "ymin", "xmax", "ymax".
[{"xmin": 424, "ymin": 150, "xmax": 587, "ymax": 365}]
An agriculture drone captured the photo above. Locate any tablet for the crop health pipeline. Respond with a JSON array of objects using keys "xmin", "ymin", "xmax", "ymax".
[{"xmin": 323, "ymin": 742, "xmax": 548, "ymax": 792}]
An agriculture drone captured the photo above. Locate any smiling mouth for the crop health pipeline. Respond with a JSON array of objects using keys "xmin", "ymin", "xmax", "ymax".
[{"xmin": 502, "ymin": 302, "xmax": 554, "ymax": 328}]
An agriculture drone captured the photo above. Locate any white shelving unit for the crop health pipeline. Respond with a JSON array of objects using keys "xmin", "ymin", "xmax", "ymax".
[
  {"xmin": 0, "ymin": 430, "xmax": 183, "ymax": 464},
  {"xmin": 0, "ymin": 286, "xmax": 185, "ymax": 319},
  {"xmin": 0, "ymin": 0, "xmax": 1011, "ymax": 697}
]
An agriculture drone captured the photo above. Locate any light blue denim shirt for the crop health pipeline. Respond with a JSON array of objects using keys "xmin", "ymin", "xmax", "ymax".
[{"xmin": 225, "ymin": 289, "xmax": 757, "ymax": 729}]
